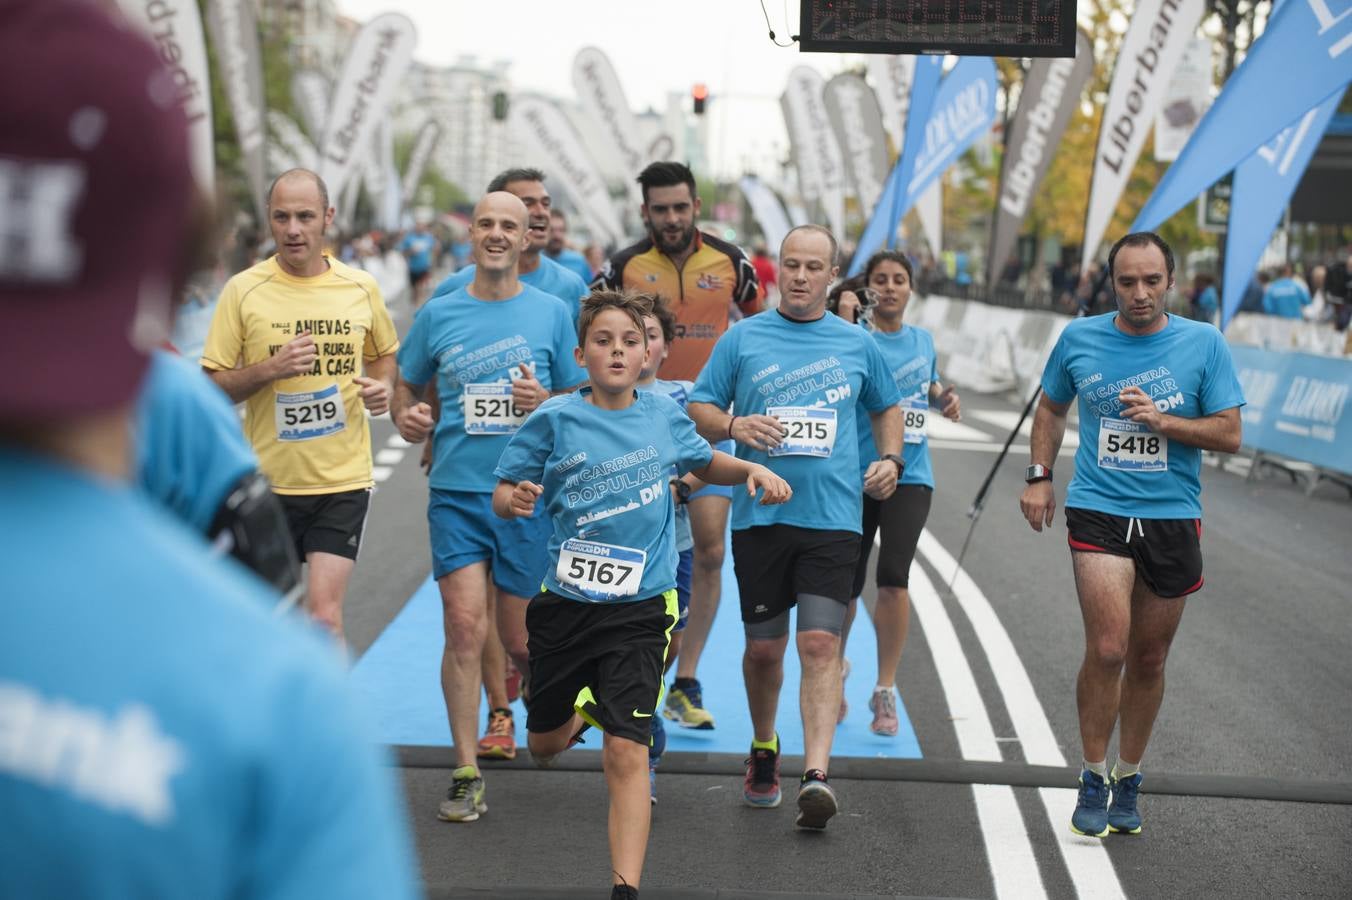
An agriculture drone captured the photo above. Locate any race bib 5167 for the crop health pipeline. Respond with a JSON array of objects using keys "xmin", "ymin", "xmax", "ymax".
[{"xmin": 556, "ymin": 538, "xmax": 646, "ymax": 600}]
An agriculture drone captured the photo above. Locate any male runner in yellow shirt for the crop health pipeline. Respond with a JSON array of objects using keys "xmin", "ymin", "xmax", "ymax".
[{"xmin": 202, "ymin": 168, "xmax": 398, "ymax": 640}]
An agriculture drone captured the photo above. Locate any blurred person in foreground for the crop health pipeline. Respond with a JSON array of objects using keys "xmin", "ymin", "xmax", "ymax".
[{"xmin": 0, "ymin": 2, "xmax": 420, "ymax": 897}]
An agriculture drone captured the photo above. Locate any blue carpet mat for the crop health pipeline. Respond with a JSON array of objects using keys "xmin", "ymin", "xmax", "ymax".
[{"xmin": 352, "ymin": 550, "xmax": 921, "ymax": 760}]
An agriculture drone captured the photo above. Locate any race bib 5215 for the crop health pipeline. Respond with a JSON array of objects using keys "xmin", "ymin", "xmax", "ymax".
[{"xmin": 767, "ymin": 406, "xmax": 837, "ymax": 458}]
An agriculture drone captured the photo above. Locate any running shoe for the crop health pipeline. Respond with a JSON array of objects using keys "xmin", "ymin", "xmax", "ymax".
[
  {"xmin": 664, "ymin": 678, "xmax": 715, "ymax": 729},
  {"xmin": 1069, "ymin": 769, "xmax": 1110, "ymax": 837},
  {"xmin": 868, "ymin": 686, "xmax": 899, "ymax": 736},
  {"xmin": 1108, "ymin": 772, "xmax": 1143, "ymax": 834},
  {"xmin": 795, "ymin": 769, "xmax": 838, "ymax": 829},
  {"xmin": 743, "ymin": 737, "xmax": 782, "ymax": 808},
  {"xmin": 438, "ymin": 765, "xmax": 486, "ymax": 822},
  {"xmin": 476, "ymin": 708, "xmax": 516, "ymax": 760}
]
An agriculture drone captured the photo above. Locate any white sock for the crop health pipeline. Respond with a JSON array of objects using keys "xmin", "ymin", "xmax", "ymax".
[
  {"xmin": 873, "ymin": 684, "xmax": 892, "ymax": 694},
  {"xmin": 1112, "ymin": 760, "xmax": 1141, "ymax": 779},
  {"xmin": 1083, "ymin": 759, "xmax": 1108, "ymax": 778}
]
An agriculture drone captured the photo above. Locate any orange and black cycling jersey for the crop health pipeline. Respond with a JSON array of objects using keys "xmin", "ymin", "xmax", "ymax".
[{"xmin": 593, "ymin": 230, "xmax": 760, "ymax": 381}]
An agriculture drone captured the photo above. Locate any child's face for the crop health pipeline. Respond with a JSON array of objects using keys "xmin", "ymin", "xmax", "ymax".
[
  {"xmin": 639, "ymin": 314, "xmax": 669, "ymax": 379},
  {"xmin": 577, "ymin": 307, "xmax": 649, "ymax": 393}
]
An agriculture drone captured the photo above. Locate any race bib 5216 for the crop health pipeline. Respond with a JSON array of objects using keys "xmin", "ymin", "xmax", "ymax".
[
  {"xmin": 464, "ymin": 383, "xmax": 526, "ymax": 435},
  {"xmin": 556, "ymin": 538, "xmax": 646, "ymax": 600},
  {"xmin": 275, "ymin": 383, "xmax": 347, "ymax": 442},
  {"xmin": 767, "ymin": 406, "xmax": 837, "ymax": 458},
  {"xmin": 1097, "ymin": 418, "xmax": 1167, "ymax": 472}
]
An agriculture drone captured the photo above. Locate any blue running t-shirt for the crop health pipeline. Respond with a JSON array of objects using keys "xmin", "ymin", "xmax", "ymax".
[
  {"xmin": 639, "ymin": 379, "xmax": 697, "ymax": 553},
  {"xmin": 399, "ymin": 284, "xmax": 586, "ymax": 493},
  {"xmin": 691, "ymin": 311, "xmax": 900, "ymax": 533},
  {"xmin": 1041, "ymin": 313, "xmax": 1245, "ymax": 519},
  {"xmin": 856, "ymin": 326, "xmax": 941, "ymax": 489},
  {"xmin": 547, "ymin": 247, "xmax": 594, "ymax": 283},
  {"xmin": 494, "ymin": 390, "xmax": 713, "ymax": 603},
  {"xmin": 0, "ymin": 449, "xmax": 419, "ymax": 900},
  {"xmin": 135, "ymin": 349, "xmax": 258, "ymax": 533},
  {"xmin": 431, "ymin": 255, "xmax": 589, "ymax": 324}
]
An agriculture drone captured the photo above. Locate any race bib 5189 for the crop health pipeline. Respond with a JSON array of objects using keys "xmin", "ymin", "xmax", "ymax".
[{"xmin": 902, "ymin": 398, "xmax": 928, "ymax": 444}]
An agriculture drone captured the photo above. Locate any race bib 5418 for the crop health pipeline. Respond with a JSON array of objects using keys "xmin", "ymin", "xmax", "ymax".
[{"xmin": 1097, "ymin": 418, "xmax": 1167, "ymax": 472}]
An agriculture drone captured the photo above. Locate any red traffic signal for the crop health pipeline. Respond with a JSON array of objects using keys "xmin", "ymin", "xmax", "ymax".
[{"xmin": 692, "ymin": 83, "xmax": 708, "ymax": 115}]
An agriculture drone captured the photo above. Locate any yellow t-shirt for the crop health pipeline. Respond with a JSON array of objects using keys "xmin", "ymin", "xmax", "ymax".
[{"xmin": 201, "ymin": 255, "xmax": 399, "ymax": 495}]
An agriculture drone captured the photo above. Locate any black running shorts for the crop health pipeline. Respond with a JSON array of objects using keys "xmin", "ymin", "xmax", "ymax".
[
  {"xmin": 277, "ymin": 488, "xmax": 371, "ymax": 562},
  {"xmin": 731, "ymin": 525, "xmax": 860, "ymax": 625},
  {"xmin": 1064, "ymin": 507, "xmax": 1204, "ymax": 599},
  {"xmin": 853, "ymin": 484, "xmax": 933, "ymax": 597},
  {"xmin": 525, "ymin": 589, "xmax": 677, "ymax": 745}
]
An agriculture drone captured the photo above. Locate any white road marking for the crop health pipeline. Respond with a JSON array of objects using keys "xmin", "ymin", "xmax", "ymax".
[
  {"xmin": 371, "ymin": 465, "xmax": 393, "ymax": 482},
  {"xmin": 375, "ymin": 448, "xmax": 405, "ymax": 465},
  {"xmin": 929, "ymin": 440, "xmax": 1078, "ymax": 457},
  {"xmin": 926, "ymin": 417, "xmax": 996, "ymax": 442},
  {"xmin": 969, "ymin": 409, "xmax": 1081, "ymax": 449},
  {"xmin": 908, "ymin": 562, "xmax": 1048, "ymax": 898},
  {"xmin": 386, "ymin": 434, "xmax": 413, "ymax": 448},
  {"xmin": 918, "ymin": 531, "xmax": 1126, "ymax": 900}
]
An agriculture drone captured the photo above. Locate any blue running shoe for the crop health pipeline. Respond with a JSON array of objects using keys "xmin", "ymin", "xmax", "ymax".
[
  {"xmin": 1070, "ymin": 769, "xmax": 1110, "ymax": 837},
  {"xmin": 1108, "ymin": 772, "xmax": 1143, "ymax": 834},
  {"xmin": 649, "ymin": 754, "xmax": 658, "ymax": 805}
]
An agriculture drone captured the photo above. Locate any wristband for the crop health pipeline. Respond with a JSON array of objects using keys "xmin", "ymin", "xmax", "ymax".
[{"xmin": 727, "ymin": 415, "xmax": 738, "ymax": 441}]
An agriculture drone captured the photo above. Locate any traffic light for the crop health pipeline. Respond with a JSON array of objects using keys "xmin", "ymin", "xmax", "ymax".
[
  {"xmin": 692, "ymin": 83, "xmax": 708, "ymax": 116},
  {"xmin": 492, "ymin": 91, "xmax": 509, "ymax": 122}
]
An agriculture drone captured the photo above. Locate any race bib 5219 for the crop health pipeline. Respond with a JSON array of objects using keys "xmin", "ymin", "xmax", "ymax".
[{"xmin": 275, "ymin": 383, "xmax": 347, "ymax": 442}]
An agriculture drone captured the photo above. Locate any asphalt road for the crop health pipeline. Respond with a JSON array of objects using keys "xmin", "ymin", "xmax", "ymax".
[{"xmin": 346, "ymin": 384, "xmax": 1352, "ymax": 900}]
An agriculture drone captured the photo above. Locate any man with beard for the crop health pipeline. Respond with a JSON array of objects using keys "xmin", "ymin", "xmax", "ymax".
[
  {"xmin": 430, "ymin": 169, "xmax": 589, "ymax": 324},
  {"xmin": 595, "ymin": 161, "xmax": 762, "ymax": 731}
]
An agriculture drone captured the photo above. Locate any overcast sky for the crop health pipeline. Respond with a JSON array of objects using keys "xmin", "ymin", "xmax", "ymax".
[{"xmin": 337, "ymin": 0, "xmax": 856, "ymax": 178}]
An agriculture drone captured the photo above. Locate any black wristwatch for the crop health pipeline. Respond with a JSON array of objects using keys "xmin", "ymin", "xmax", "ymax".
[
  {"xmin": 1025, "ymin": 464, "xmax": 1053, "ymax": 484},
  {"xmin": 670, "ymin": 477, "xmax": 692, "ymax": 505},
  {"xmin": 881, "ymin": 453, "xmax": 905, "ymax": 473}
]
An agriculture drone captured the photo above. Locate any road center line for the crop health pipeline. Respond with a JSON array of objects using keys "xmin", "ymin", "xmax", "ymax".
[
  {"xmin": 918, "ymin": 530, "xmax": 1126, "ymax": 900},
  {"xmin": 908, "ymin": 562, "xmax": 1048, "ymax": 898}
]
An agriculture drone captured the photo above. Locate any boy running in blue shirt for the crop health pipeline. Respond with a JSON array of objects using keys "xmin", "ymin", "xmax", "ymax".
[{"xmin": 493, "ymin": 290, "xmax": 790, "ymax": 899}]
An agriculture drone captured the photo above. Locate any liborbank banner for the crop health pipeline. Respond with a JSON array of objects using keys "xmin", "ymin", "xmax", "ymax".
[
  {"xmin": 205, "ymin": 0, "xmax": 265, "ymax": 222},
  {"xmin": 319, "ymin": 13, "xmax": 416, "ymax": 202},
  {"xmin": 782, "ymin": 66, "xmax": 848, "ymax": 239},
  {"xmin": 572, "ymin": 47, "xmax": 647, "ymax": 208},
  {"xmin": 510, "ymin": 94, "xmax": 624, "ymax": 247},
  {"xmin": 1133, "ymin": 0, "xmax": 1352, "ymax": 236},
  {"xmin": 988, "ymin": 30, "xmax": 1094, "ymax": 286},
  {"xmin": 1081, "ymin": 0, "xmax": 1205, "ymax": 269},
  {"xmin": 401, "ymin": 118, "xmax": 443, "ymax": 209},
  {"xmin": 116, "ymin": 0, "xmax": 214, "ymax": 193},
  {"xmin": 1222, "ymin": 94, "xmax": 1339, "ymax": 328},
  {"xmin": 823, "ymin": 73, "xmax": 890, "ymax": 219}
]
